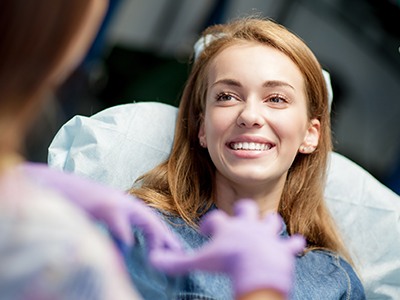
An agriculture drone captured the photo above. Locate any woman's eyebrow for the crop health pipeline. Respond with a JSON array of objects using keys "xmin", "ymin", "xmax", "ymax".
[
  {"xmin": 263, "ymin": 80, "xmax": 295, "ymax": 90},
  {"xmin": 211, "ymin": 78, "xmax": 242, "ymax": 88},
  {"xmin": 211, "ymin": 79, "xmax": 295, "ymax": 90}
]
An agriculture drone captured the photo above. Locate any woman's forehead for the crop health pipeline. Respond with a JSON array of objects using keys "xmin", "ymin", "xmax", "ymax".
[{"xmin": 206, "ymin": 42, "xmax": 305, "ymax": 92}]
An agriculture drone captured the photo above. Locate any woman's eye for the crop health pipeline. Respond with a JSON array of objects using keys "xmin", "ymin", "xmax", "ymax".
[
  {"xmin": 216, "ymin": 93, "xmax": 237, "ymax": 102},
  {"xmin": 267, "ymin": 95, "xmax": 287, "ymax": 104}
]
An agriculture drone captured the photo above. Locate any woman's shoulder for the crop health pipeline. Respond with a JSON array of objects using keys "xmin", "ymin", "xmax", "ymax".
[{"xmin": 292, "ymin": 249, "xmax": 365, "ymax": 299}]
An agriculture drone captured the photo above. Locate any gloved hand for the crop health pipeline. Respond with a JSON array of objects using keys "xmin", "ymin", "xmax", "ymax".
[
  {"xmin": 151, "ymin": 199, "xmax": 305, "ymax": 298},
  {"xmin": 20, "ymin": 162, "xmax": 182, "ymax": 253}
]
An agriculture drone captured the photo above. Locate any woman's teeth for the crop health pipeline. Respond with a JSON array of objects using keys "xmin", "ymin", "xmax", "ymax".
[{"xmin": 230, "ymin": 142, "xmax": 272, "ymax": 151}]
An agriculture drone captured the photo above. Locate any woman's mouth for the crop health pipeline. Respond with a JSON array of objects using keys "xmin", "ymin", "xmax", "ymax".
[{"xmin": 229, "ymin": 142, "xmax": 274, "ymax": 151}]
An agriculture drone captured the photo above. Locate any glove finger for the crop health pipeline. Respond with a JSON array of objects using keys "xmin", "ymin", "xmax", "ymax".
[
  {"xmin": 263, "ymin": 213, "xmax": 284, "ymax": 235},
  {"xmin": 285, "ymin": 234, "xmax": 306, "ymax": 255},
  {"xmin": 199, "ymin": 210, "xmax": 228, "ymax": 236},
  {"xmin": 150, "ymin": 245, "xmax": 225, "ymax": 275},
  {"xmin": 233, "ymin": 199, "xmax": 258, "ymax": 219},
  {"xmin": 106, "ymin": 212, "xmax": 134, "ymax": 246},
  {"xmin": 121, "ymin": 198, "xmax": 182, "ymax": 251},
  {"xmin": 129, "ymin": 213, "xmax": 182, "ymax": 252},
  {"xmin": 150, "ymin": 229, "xmax": 183, "ymax": 252}
]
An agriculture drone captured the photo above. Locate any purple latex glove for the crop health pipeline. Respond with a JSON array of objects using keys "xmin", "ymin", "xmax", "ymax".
[
  {"xmin": 20, "ymin": 162, "xmax": 182, "ymax": 253},
  {"xmin": 151, "ymin": 199, "xmax": 305, "ymax": 298}
]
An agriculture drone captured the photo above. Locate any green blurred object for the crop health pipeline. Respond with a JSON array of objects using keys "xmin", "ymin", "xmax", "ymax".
[{"xmin": 99, "ymin": 46, "xmax": 190, "ymax": 108}]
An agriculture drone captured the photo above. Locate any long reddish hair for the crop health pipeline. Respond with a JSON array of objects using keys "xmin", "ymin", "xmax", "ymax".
[{"xmin": 131, "ymin": 17, "xmax": 350, "ymax": 261}]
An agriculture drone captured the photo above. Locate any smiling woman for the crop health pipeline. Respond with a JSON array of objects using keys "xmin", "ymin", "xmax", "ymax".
[
  {"xmin": 129, "ymin": 17, "xmax": 365, "ymax": 299},
  {"xmin": 200, "ymin": 43, "xmax": 320, "ymax": 214}
]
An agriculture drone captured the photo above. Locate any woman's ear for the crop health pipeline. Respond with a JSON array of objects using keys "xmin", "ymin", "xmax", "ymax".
[
  {"xmin": 198, "ymin": 117, "xmax": 207, "ymax": 148},
  {"xmin": 299, "ymin": 118, "xmax": 320, "ymax": 154}
]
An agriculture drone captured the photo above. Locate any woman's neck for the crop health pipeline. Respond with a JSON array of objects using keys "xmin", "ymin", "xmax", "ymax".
[{"xmin": 214, "ymin": 175, "xmax": 285, "ymax": 216}]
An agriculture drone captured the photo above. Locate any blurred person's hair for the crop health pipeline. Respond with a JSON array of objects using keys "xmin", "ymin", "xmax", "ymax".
[{"xmin": 0, "ymin": 0, "xmax": 101, "ymax": 154}]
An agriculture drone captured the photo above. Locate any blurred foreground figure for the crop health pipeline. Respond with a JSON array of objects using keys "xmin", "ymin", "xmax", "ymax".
[
  {"xmin": 0, "ymin": 168, "xmax": 142, "ymax": 299},
  {"xmin": 0, "ymin": 1, "xmax": 181, "ymax": 299}
]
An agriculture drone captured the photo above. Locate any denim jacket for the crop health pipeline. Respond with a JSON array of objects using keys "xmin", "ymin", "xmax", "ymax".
[{"xmin": 124, "ymin": 208, "xmax": 366, "ymax": 300}]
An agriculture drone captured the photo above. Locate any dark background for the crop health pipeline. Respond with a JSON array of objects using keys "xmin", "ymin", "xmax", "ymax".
[{"xmin": 26, "ymin": 0, "xmax": 400, "ymax": 194}]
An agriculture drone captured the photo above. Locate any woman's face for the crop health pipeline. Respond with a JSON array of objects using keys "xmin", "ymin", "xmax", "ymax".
[{"xmin": 199, "ymin": 42, "xmax": 320, "ymax": 192}]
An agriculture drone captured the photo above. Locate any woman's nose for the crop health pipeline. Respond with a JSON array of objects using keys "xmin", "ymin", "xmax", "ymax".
[{"xmin": 236, "ymin": 101, "xmax": 265, "ymax": 128}]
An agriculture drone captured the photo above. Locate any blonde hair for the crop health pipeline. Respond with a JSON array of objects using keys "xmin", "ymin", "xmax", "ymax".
[{"xmin": 130, "ymin": 17, "xmax": 350, "ymax": 261}]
